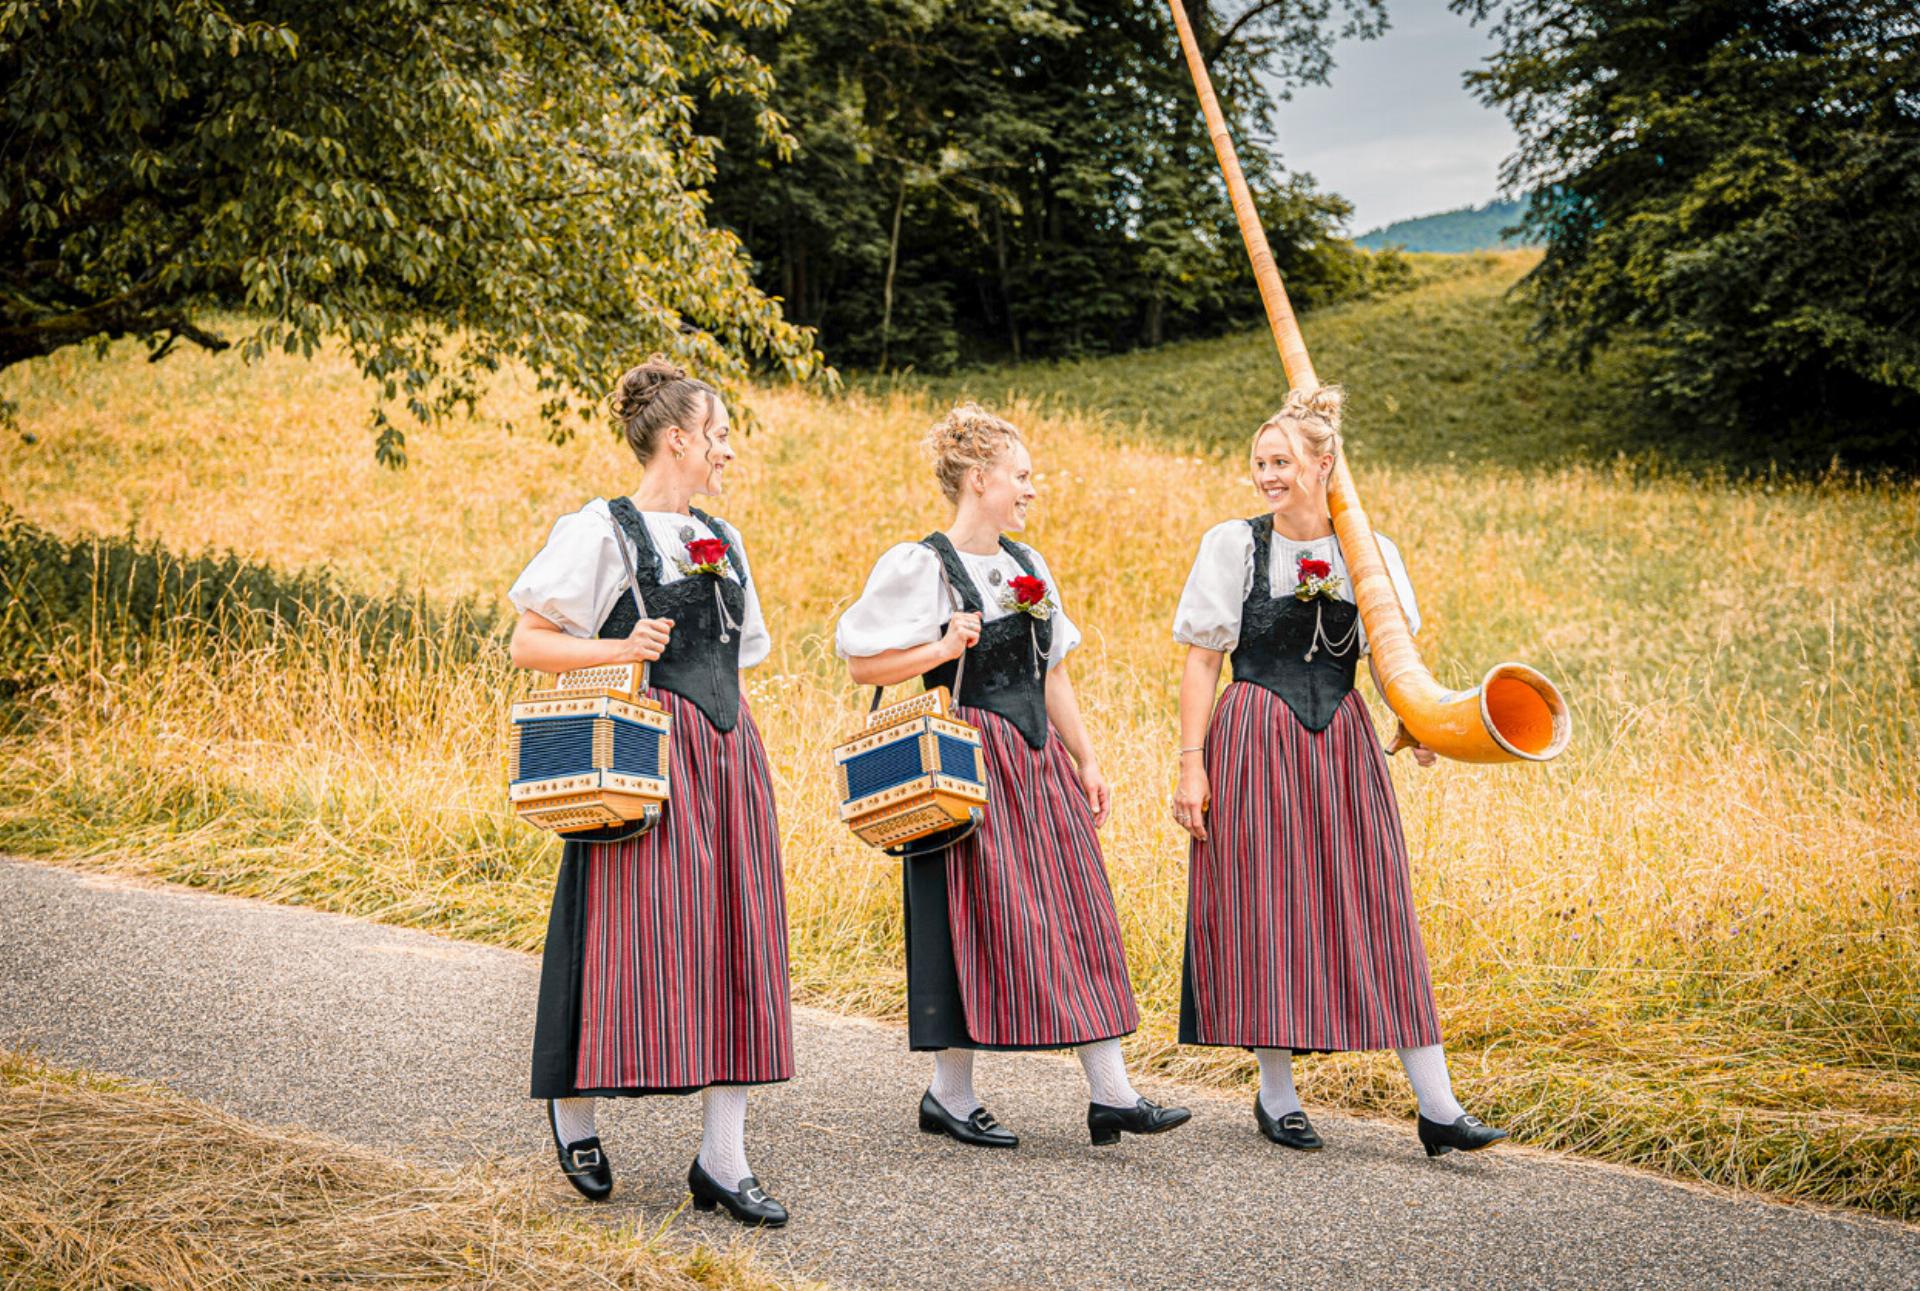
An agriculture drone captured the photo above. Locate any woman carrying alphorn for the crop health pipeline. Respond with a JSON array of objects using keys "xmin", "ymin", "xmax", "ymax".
[
  {"xmin": 835, "ymin": 404, "xmax": 1189, "ymax": 1149},
  {"xmin": 1170, "ymin": 386, "xmax": 1507, "ymax": 1157},
  {"xmin": 508, "ymin": 357, "xmax": 794, "ymax": 1226}
]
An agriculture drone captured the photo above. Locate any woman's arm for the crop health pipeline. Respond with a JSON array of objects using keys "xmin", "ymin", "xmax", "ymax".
[
  {"xmin": 508, "ymin": 609, "xmax": 674, "ymax": 675},
  {"xmin": 845, "ymin": 613, "xmax": 981, "ymax": 687},
  {"xmin": 1173, "ymin": 647, "xmax": 1225, "ymax": 841},
  {"xmin": 1045, "ymin": 662, "xmax": 1112, "ymax": 827}
]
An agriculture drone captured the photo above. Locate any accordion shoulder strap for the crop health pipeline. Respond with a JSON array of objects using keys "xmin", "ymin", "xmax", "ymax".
[
  {"xmin": 869, "ymin": 537, "xmax": 970, "ymax": 715},
  {"xmin": 603, "ymin": 499, "xmax": 651, "ymax": 623}
]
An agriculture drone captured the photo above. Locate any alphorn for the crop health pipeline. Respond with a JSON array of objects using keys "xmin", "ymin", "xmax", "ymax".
[{"xmin": 1165, "ymin": 0, "xmax": 1570, "ymax": 763}]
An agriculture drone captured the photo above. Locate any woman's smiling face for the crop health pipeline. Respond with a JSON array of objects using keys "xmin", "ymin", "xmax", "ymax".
[
  {"xmin": 1251, "ymin": 423, "xmax": 1327, "ymax": 513},
  {"xmin": 693, "ymin": 396, "xmax": 734, "ymax": 495},
  {"xmin": 975, "ymin": 438, "xmax": 1037, "ymax": 531}
]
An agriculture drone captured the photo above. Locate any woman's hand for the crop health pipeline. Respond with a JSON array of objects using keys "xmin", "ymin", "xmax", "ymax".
[
  {"xmin": 1392, "ymin": 720, "xmax": 1438, "ymax": 768},
  {"xmin": 1076, "ymin": 759, "xmax": 1113, "ymax": 828},
  {"xmin": 612, "ymin": 617, "xmax": 675, "ymax": 663},
  {"xmin": 941, "ymin": 611, "xmax": 982, "ymax": 659},
  {"xmin": 1172, "ymin": 759, "xmax": 1210, "ymax": 842}
]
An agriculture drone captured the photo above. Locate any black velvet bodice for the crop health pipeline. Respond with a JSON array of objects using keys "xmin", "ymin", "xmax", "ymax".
[
  {"xmin": 919, "ymin": 532, "xmax": 1054, "ymax": 750},
  {"xmin": 1227, "ymin": 515, "xmax": 1360, "ymax": 732},
  {"xmin": 597, "ymin": 497, "xmax": 748, "ymax": 732}
]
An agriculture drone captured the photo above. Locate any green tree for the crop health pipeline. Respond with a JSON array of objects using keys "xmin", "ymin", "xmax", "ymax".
[
  {"xmin": 704, "ymin": 0, "xmax": 1403, "ymax": 371},
  {"xmin": 2, "ymin": 0, "xmax": 828, "ymax": 461},
  {"xmin": 1458, "ymin": 0, "xmax": 1920, "ymax": 465}
]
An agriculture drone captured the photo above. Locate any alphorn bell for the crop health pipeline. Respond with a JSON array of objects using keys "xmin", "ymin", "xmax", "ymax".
[{"xmin": 1165, "ymin": 0, "xmax": 1570, "ymax": 763}]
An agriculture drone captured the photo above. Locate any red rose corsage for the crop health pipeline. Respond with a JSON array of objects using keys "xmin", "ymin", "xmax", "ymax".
[
  {"xmin": 1001, "ymin": 574, "xmax": 1053, "ymax": 620},
  {"xmin": 1292, "ymin": 554, "xmax": 1345, "ymax": 602},
  {"xmin": 677, "ymin": 536, "xmax": 731, "ymax": 577}
]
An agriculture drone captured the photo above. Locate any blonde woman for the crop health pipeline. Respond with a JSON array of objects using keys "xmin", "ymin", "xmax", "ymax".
[
  {"xmin": 1171, "ymin": 386, "xmax": 1507, "ymax": 1158},
  {"xmin": 508, "ymin": 358, "xmax": 793, "ymax": 1226},
  {"xmin": 835, "ymin": 404, "xmax": 1189, "ymax": 1148}
]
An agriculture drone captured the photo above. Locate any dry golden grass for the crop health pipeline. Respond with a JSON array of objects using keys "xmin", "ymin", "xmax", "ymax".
[
  {"xmin": 0, "ymin": 1051, "xmax": 812, "ymax": 1289},
  {"xmin": 3, "ymin": 273, "xmax": 1918, "ymax": 1219}
]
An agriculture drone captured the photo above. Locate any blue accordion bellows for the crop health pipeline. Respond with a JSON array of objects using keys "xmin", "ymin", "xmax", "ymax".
[
  {"xmin": 509, "ymin": 662, "xmax": 671, "ymax": 836},
  {"xmin": 833, "ymin": 687, "xmax": 987, "ymax": 851}
]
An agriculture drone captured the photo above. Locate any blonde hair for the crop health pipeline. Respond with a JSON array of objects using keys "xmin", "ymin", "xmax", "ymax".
[
  {"xmin": 925, "ymin": 402, "xmax": 1023, "ymax": 504},
  {"xmin": 1254, "ymin": 384, "xmax": 1345, "ymax": 463}
]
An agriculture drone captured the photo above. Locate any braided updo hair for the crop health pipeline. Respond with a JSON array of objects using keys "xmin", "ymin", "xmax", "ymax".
[
  {"xmin": 1255, "ymin": 384, "xmax": 1345, "ymax": 464},
  {"xmin": 609, "ymin": 355, "xmax": 720, "ymax": 464},
  {"xmin": 925, "ymin": 402, "xmax": 1023, "ymax": 504}
]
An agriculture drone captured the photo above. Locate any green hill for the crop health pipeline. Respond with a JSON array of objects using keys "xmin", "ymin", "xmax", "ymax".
[
  {"xmin": 895, "ymin": 250, "xmax": 1642, "ymax": 471},
  {"xmin": 1355, "ymin": 200, "xmax": 1532, "ymax": 253}
]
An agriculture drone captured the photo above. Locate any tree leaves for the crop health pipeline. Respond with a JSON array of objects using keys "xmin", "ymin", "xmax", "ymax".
[
  {"xmin": 2, "ymin": 0, "xmax": 832, "ymax": 460},
  {"xmin": 1459, "ymin": 0, "xmax": 1920, "ymax": 466}
]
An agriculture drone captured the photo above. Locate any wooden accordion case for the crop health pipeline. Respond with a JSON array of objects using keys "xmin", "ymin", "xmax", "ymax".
[
  {"xmin": 509, "ymin": 662, "xmax": 671, "ymax": 835},
  {"xmin": 834, "ymin": 687, "xmax": 987, "ymax": 851}
]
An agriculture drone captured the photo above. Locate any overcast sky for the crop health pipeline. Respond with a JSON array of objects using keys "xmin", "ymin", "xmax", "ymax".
[{"xmin": 1259, "ymin": 0, "xmax": 1519, "ymax": 234}]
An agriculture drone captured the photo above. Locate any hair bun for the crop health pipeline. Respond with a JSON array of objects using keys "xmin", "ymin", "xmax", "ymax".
[
  {"xmin": 610, "ymin": 355, "xmax": 688, "ymax": 421},
  {"xmin": 925, "ymin": 402, "xmax": 1023, "ymax": 505},
  {"xmin": 1279, "ymin": 384, "xmax": 1345, "ymax": 431}
]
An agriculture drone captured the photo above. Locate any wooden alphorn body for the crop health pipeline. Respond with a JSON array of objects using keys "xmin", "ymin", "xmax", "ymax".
[{"xmin": 1165, "ymin": 0, "xmax": 1569, "ymax": 762}]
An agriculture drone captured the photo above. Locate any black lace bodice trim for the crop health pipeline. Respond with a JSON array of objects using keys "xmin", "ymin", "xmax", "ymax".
[
  {"xmin": 919, "ymin": 532, "xmax": 1054, "ymax": 750},
  {"xmin": 1227, "ymin": 514, "xmax": 1360, "ymax": 732}
]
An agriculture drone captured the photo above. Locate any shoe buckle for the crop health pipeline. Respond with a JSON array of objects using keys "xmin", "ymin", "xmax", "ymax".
[{"xmin": 570, "ymin": 1146, "xmax": 602, "ymax": 1169}]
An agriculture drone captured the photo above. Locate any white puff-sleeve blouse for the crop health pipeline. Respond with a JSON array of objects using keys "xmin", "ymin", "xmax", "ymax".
[
  {"xmin": 1172, "ymin": 521, "xmax": 1420, "ymax": 654},
  {"xmin": 508, "ymin": 498, "xmax": 771, "ymax": 669},
  {"xmin": 835, "ymin": 540, "xmax": 1082, "ymax": 669}
]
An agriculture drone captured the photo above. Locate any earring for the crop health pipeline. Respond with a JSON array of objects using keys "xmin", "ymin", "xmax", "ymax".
[{"xmin": 674, "ymin": 447, "xmax": 685, "ymax": 460}]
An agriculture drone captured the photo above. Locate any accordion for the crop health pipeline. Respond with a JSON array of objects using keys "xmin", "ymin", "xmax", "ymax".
[
  {"xmin": 509, "ymin": 662, "xmax": 670, "ymax": 837},
  {"xmin": 834, "ymin": 687, "xmax": 987, "ymax": 853}
]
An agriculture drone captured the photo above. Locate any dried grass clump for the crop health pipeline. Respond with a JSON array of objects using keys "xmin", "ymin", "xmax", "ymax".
[{"xmin": 0, "ymin": 1052, "xmax": 805, "ymax": 1291}]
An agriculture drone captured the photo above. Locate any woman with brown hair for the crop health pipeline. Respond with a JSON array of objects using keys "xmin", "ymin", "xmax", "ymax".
[
  {"xmin": 835, "ymin": 403, "xmax": 1189, "ymax": 1149},
  {"xmin": 1171, "ymin": 386, "xmax": 1507, "ymax": 1158},
  {"xmin": 508, "ymin": 357, "xmax": 793, "ymax": 1226}
]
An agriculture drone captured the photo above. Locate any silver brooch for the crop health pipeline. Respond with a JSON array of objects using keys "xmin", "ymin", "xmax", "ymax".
[
  {"xmin": 988, "ymin": 569, "xmax": 1003, "ymax": 586},
  {"xmin": 678, "ymin": 524, "xmax": 696, "ymax": 544}
]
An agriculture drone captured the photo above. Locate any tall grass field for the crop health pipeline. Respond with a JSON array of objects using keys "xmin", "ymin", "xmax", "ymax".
[{"xmin": 4, "ymin": 253, "xmax": 1916, "ymax": 1218}]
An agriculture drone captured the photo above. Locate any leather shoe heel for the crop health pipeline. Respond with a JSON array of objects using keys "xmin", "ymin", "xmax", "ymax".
[
  {"xmin": 1086, "ymin": 1097, "xmax": 1192, "ymax": 1146},
  {"xmin": 687, "ymin": 1158, "xmax": 789, "ymax": 1228},
  {"xmin": 918, "ymin": 1091, "xmax": 1019, "ymax": 1149},
  {"xmin": 1417, "ymin": 1113, "xmax": 1509, "ymax": 1158},
  {"xmin": 1255, "ymin": 1098, "xmax": 1324, "ymax": 1151}
]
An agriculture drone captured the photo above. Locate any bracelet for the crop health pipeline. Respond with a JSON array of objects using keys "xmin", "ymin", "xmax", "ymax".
[{"xmin": 1178, "ymin": 745, "xmax": 1204, "ymax": 755}]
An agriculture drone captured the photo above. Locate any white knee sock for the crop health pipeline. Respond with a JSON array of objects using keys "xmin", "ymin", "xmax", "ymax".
[
  {"xmin": 549, "ymin": 1096, "xmax": 596, "ymax": 1146},
  {"xmin": 1254, "ymin": 1048, "xmax": 1302, "ymax": 1118},
  {"xmin": 928, "ymin": 1048, "xmax": 982, "ymax": 1118},
  {"xmin": 1078, "ymin": 1038, "xmax": 1140, "ymax": 1107},
  {"xmin": 697, "ymin": 1087, "xmax": 753, "ymax": 1191},
  {"xmin": 1397, "ymin": 1044, "xmax": 1466, "ymax": 1123}
]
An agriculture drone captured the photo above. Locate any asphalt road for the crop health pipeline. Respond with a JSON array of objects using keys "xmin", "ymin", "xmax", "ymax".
[{"xmin": 3, "ymin": 856, "xmax": 1916, "ymax": 1290}]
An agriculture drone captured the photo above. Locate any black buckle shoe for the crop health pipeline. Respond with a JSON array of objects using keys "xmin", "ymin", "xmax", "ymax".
[
  {"xmin": 547, "ymin": 1100, "xmax": 613, "ymax": 1200},
  {"xmin": 1087, "ymin": 1096, "xmax": 1192, "ymax": 1146},
  {"xmin": 918, "ymin": 1090, "xmax": 1019, "ymax": 1149},
  {"xmin": 688, "ymin": 1158, "xmax": 789, "ymax": 1228},
  {"xmin": 1255, "ymin": 1098, "xmax": 1325, "ymax": 1150},
  {"xmin": 1417, "ymin": 1112, "xmax": 1509, "ymax": 1158},
  {"xmin": 550, "ymin": 1130, "xmax": 613, "ymax": 1201}
]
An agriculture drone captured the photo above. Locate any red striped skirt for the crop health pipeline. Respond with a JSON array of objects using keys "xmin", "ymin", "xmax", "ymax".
[
  {"xmin": 932, "ymin": 708, "xmax": 1141, "ymax": 1049},
  {"xmin": 1181, "ymin": 682, "xmax": 1441, "ymax": 1052},
  {"xmin": 529, "ymin": 691, "xmax": 793, "ymax": 1097}
]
